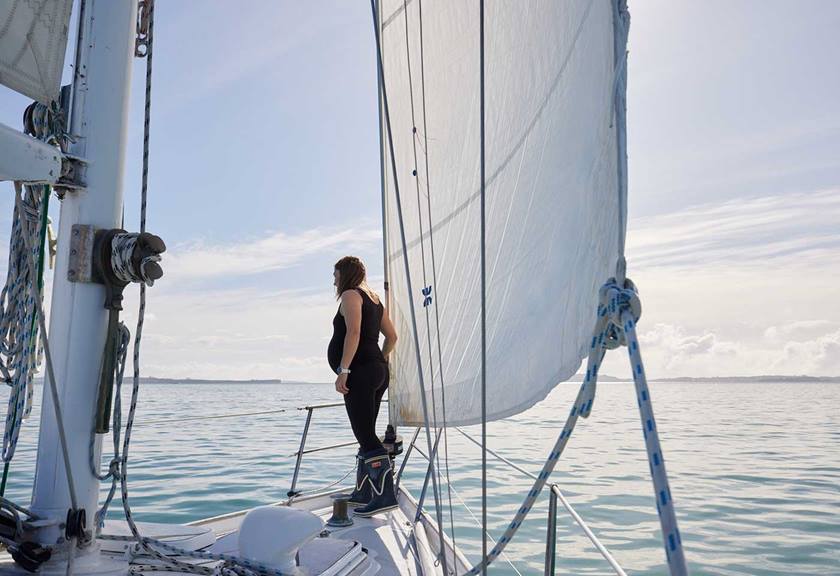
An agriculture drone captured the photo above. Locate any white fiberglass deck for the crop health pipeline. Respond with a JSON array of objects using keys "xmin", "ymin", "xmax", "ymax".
[
  {"xmin": 0, "ymin": 489, "xmax": 465, "ymax": 576},
  {"xmin": 191, "ymin": 487, "xmax": 467, "ymax": 576}
]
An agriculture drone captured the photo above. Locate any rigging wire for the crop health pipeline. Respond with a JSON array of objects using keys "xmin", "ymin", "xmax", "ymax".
[
  {"xmin": 478, "ymin": 1, "xmax": 488, "ymax": 574},
  {"xmin": 113, "ymin": 6, "xmax": 297, "ymax": 575},
  {"xmin": 116, "ymin": 2, "xmax": 201, "ymax": 570},
  {"xmin": 367, "ymin": 4, "xmax": 449, "ymax": 575},
  {"xmin": 397, "ymin": 0, "xmax": 450, "ymax": 569},
  {"xmin": 114, "ymin": 5, "xmax": 267, "ymax": 575},
  {"xmin": 446, "ymin": 479, "xmax": 523, "ymax": 576},
  {"xmin": 415, "ymin": 0, "xmax": 458, "ymax": 552}
]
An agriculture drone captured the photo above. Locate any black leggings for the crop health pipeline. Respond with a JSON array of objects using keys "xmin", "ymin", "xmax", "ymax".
[{"xmin": 343, "ymin": 362, "xmax": 388, "ymax": 454}]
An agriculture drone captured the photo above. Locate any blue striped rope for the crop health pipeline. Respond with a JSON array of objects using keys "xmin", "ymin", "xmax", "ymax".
[
  {"xmin": 1, "ymin": 186, "xmax": 47, "ymax": 463},
  {"xmin": 461, "ymin": 279, "xmax": 688, "ymax": 575}
]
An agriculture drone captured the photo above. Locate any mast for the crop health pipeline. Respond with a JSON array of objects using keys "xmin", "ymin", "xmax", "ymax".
[{"xmin": 29, "ymin": 0, "xmax": 137, "ymax": 560}]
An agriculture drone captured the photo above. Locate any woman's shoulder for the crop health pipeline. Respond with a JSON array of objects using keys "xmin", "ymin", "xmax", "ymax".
[
  {"xmin": 354, "ymin": 285, "xmax": 381, "ymax": 306},
  {"xmin": 363, "ymin": 288, "xmax": 382, "ymax": 306},
  {"xmin": 339, "ymin": 289, "xmax": 364, "ymax": 304}
]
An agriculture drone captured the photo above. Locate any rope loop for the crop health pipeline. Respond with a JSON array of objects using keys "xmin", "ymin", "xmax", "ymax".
[{"xmin": 599, "ymin": 277, "xmax": 641, "ymax": 350}]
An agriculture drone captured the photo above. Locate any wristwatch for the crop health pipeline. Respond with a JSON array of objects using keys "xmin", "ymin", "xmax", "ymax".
[{"xmin": 336, "ymin": 366, "xmax": 351, "ymax": 375}]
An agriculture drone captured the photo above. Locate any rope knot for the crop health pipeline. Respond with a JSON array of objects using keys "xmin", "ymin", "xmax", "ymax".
[{"xmin": 598, "ymin": 277, "xmax": 641, "ymax": 350}]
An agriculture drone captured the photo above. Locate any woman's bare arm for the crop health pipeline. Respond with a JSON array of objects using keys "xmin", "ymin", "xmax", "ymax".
[
  {"xmin": 339, "ymin": 290, "xmax": 363, "ymax": 370},
  {"xmin": 380, "ymin": 305, "xmax": 398, "ymax": 359}
]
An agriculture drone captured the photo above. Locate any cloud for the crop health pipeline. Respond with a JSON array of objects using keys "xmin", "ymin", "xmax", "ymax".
[
  {"xmin": 120, "ymin": 282, "xmax": 342, "ymax": 382},
  {"xmin": 763, "ymin": 320, "xmax": 838, "ymax": 342},
  {"xmin": 162, "ymin": 225, "xmax": 381, "ymax": 283},
  {"xmin": 598, "ymin": 321, "xmax": 840, "ymax": 378},
  {"xmin": 777, "ymin": 329, "xmax": 840, "ymax": 375},
  {"xmin": 763, "ymin": 321, "xmax": 840, "ymax": 375},
  {"xmin": 4, "ymin": 191, "xmax": 838, "ymax": 382},
  {"xmin": 634, "ymin": 323, "xmax": 741, "ymax": 376},
  {"xmin": 594, "ymin": 189, "xmax": 840, "ymax": 378},
  {"xmin": 627, "ymin": 188, "xmax": 840, "ymax": 270}
]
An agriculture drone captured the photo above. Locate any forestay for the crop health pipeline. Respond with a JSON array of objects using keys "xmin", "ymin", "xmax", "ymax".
[
  {"xmin": 381, "ymin": 0, "xmax": 628, "ymax": 426},
  {"xmin": 0, "ymin": 0, "xmax": 73, "ymax": 104}
]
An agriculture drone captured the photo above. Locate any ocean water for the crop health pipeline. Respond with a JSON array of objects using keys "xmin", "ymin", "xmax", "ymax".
[{"xmin": 2, "ymin": 381, "xmax": 838, "ymax": 575}]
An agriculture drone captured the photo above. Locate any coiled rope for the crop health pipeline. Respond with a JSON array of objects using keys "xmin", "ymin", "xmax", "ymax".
[
  {"xmin": 0, "ymin": 102, "xmax": 64, "ymax": 470},
  {"xmin": 111, "ymin": 233, "xmax": 161, "ymax": 287},
  {"xmin": 0, "ymin": 185, "xmax": 46, "ymax": 463}
]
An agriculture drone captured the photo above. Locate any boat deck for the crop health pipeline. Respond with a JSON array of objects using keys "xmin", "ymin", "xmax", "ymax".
[
  {"xmin": 192, "ymin": 487, "xmax": 467, "ymax": 576},
  {"xmin": 0, "ymin": 488, "xmax": 465, "ymax": 576}
]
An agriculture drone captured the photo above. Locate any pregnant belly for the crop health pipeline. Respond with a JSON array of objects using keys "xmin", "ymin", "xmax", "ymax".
[{"xmin": 327, "ymin": 336, "xmax": 342, "ymax": 372}]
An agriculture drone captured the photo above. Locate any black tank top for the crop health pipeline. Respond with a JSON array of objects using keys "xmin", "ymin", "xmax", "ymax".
[{"xmin": 327, "ymin": 288, "xmax": 386, "ymax": 372}]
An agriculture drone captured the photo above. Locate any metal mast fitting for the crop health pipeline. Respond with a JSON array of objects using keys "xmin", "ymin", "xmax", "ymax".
[{"xmin": 67, "ymin": 224, "xmax": 165, "ymax": 434}]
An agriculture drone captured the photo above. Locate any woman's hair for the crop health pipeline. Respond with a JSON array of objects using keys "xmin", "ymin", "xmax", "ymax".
[{"xmin": 335, "ymin": 256, "xmax": 367, "ymax": 297}]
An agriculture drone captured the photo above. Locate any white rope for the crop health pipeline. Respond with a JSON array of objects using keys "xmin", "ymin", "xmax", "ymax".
[
  {"xmin": 0, "ymin": 102, "xmax": 64, "ymax": 464},
  {"xmin": 111, "ymin": 233, "xmax": 160, "ymax": 287},
  {"xmin": 0, "ymin": 185, "xmax": 46, "ymax": 462}
]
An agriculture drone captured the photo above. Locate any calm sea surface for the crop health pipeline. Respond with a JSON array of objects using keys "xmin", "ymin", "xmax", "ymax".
[{"xmin": 2, "ymin": 381, "xmax": 838, "ymax": 575}]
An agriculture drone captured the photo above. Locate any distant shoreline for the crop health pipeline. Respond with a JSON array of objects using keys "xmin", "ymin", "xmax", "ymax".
[
  {"xmin": 31, "ymin": 375, "xmax": 840, "ymax": 385},
  {"xmin": 575, "ymin": 375, "xmax": 840, "ymax": 383}
]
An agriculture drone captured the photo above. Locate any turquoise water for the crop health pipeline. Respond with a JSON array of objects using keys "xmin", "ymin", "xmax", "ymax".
[{"xmin": 2, "ymin": 381, "xmax": 839, "ymax": 575}]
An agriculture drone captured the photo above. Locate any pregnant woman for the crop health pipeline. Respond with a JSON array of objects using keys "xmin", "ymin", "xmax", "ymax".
[{"xmin": 328, "ymin": 256, "xmax": 398, "ymax": 517}]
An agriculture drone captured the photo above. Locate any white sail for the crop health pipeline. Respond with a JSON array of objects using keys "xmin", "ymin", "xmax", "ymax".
[
  {"xmin": 0, "ymin": 0, "xmax": 73, "ymax": 104},
  {"xmin": 381, "ymin": 0, "xmax": 628, "ymax": 426}
]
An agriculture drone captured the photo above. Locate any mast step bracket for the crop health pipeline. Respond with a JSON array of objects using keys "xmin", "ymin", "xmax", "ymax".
[{"xmin": 68, "ymin": 225, "xmax": 96, "ymax": 283}]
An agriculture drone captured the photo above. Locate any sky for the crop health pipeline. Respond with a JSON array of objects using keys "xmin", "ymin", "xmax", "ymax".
[{"xmin": 0, "ymin": 0, "xmax": 838, "ymax": 382}]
